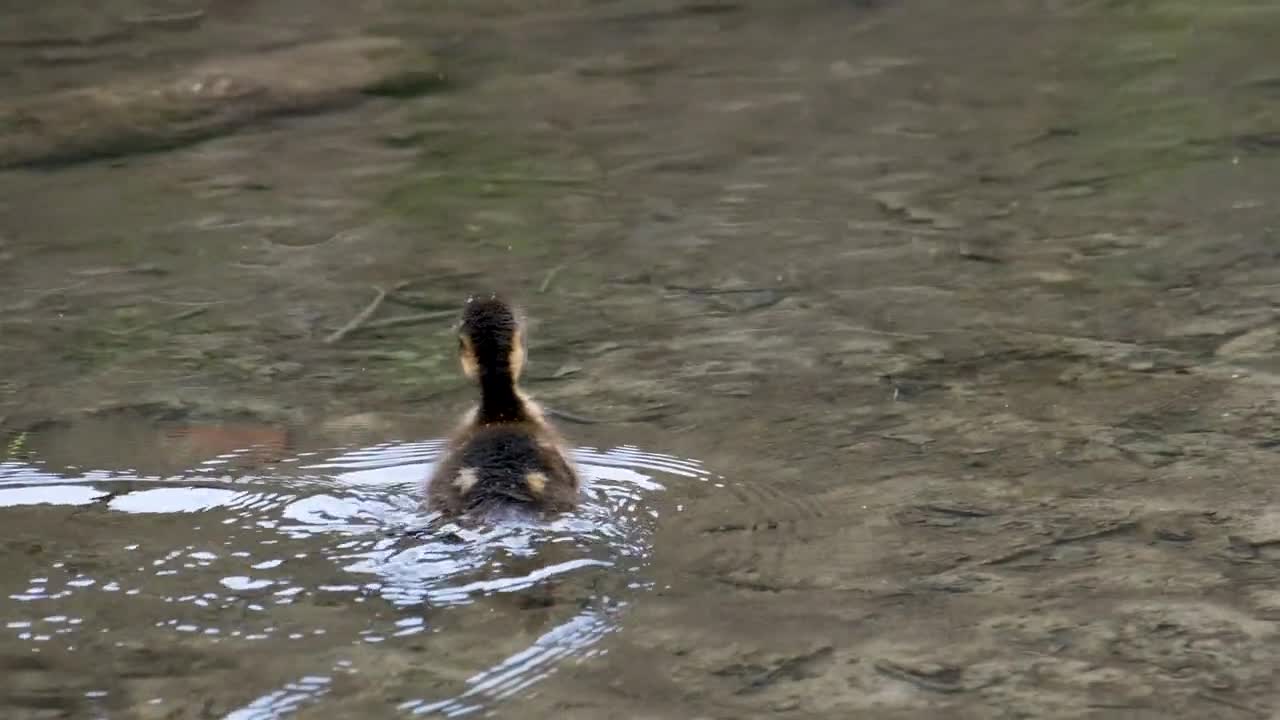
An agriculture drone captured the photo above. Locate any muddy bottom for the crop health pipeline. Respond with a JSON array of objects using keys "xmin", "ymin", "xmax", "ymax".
[{"xmin": 3, "ymin": 0, "xmax": 1280, "ymax": 718}]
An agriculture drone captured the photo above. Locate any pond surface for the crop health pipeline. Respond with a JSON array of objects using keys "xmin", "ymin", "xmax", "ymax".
[
  {"xmin": 3, "ymin": 0, "xmax": 1280, "ymax": 717},
  {"xmin": 2, "ymin": 427, "xmax": 709, "ymax": 717}
]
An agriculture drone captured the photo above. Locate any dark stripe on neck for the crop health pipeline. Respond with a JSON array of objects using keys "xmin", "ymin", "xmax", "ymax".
[{"xmin": 477, "ymin": 370, "xmax": 525, "ymax": 424}]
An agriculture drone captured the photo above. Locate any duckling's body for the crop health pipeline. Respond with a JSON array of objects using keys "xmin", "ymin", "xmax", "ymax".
[{"xmin": 426, "ymin": 295, "xmax": 580, "ymax": 516}]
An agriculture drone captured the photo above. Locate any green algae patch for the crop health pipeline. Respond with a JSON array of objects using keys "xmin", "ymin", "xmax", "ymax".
[
  {"xmin": 0, "ymin": 36, "xmax": 446, "ymax": 168},
  {"xmin": 379, "ymin": 128, "xmax": 586, "ymax": 259},
  {"xmin": 1052, "ymin": 0, "xmax": 1280, "ymax": 196}
]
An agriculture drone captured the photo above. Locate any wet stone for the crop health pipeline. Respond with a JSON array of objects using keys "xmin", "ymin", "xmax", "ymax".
[
  {"xmin": 0, "ymin": 37, "xmax": 444, "ymax": 167},
  {"xmin": 1215, "ymin": 326, "xmax": 1278, "ymax": 359}
]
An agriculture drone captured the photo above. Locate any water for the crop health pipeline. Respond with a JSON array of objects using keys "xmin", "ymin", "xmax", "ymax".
[
  {"xmin": 0, "ymin": 438, "xmax": 710, "ymax": 717},
  {"xmin": 5, "ymin": 0, "xmax": 1280, "ymax": 716}
]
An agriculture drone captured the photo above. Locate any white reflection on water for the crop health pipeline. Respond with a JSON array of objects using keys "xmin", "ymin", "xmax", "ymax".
[
  {"xmin": 0, "ymin": 441, "xmax": 710, "ymax": 717},
  {"xmin": 0, "ymin": 484, "xmax": 109, "ymax": 507}
]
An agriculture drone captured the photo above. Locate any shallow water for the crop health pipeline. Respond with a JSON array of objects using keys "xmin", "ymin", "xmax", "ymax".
[
  {"xmin": 5, "ymin": 0, "xmax": 1280, "ymax": 717},
  {"xmin": 0, "ymin": 437, "xmax": 709, "ymax": 717}
]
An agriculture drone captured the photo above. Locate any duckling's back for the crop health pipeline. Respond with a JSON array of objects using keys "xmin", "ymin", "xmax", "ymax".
[{"xmin": 428, "ymin": 424, "xmax": 579, "ymax": 515}]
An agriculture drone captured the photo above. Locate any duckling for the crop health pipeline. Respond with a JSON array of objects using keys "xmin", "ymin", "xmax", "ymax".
[{"xmin": 425, "ymin": 294, "xmax": 581, "ymax": 516}]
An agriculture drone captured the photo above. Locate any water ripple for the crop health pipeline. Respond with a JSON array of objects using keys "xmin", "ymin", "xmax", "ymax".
[{"xmin": 0, "ymin": 438, "xmax": 709, "ymax": 717}]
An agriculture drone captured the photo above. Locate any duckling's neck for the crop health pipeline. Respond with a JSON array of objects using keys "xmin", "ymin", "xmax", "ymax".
[{"xmin": 477, "ymin": 368, "xmax": 527, "ymax": 424}]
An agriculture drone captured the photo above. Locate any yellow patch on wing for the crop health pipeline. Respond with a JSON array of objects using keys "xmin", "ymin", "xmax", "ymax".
[
  {"xmin": 524, "ymin": 471, "xmax": 548, "ymax": 496},
  {"xmin": 509, "ymin": 328, "xmax": 526, "ymax": 379},
  {"xmin": 459, "ymin": 335, "xmax": 479, "ymax": 379},
  {"xmin": 454, "ymin": 467, "xmax": 479, "ymax": 494}
]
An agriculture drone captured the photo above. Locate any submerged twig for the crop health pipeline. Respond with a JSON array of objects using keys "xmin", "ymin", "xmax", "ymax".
[
  {"xmin": 706, "ymin": 291, "xmax": 786, "ymax": 314},
  {"xmin": 159, "ymin": 306, "xmax": 208, "ymax": 324},
  {"xmin": 122, "ymin": 10, "xmax": 206, "ymax": 30},
  {"xmin": 326, "ymin": 350, "xmax": 417, "ymax": 360},
  {"xmin": 324, "ymin": 287, "xmax": 388, "ymax": 344},
  {"xmin": 1195, "ymin": 692, "xmax": 1266, "ymax": 718},
  {"xmin": 354, "ymin": 310, "xmax": 457, "ymax": 332},
  {"xmin": 665, "ymin": 284, "xmax": 795, "ymax": 295},
  {"xmin": 957, "ymin": 250, "xmax": 1004, "ymax": 264},
  {"xmin": 540, "ymin": 248, "xmax": 604, "ymax": 294},
  {"xmin": 384, "ymin": 293, "xmax": 456, "ymax": 311},
  {"xmin": 539, "ymin": 263, "xmax": 567, "ymax": 293},
  {"xmin": 872, "ymin": 660, "xmax": 966, "ymax": 694},
  {"xmin": 113, "ymin": 306, "xmax": 209, "ymax": 336},
  {"xmin": 977, "ymin": 519, "xmax": 1138, "ymax": 567}
]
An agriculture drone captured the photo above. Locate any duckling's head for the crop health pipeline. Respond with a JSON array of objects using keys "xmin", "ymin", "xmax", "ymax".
[{"xmin": 458, "ymin": 294, "xmax": 525, "ymax": 381}]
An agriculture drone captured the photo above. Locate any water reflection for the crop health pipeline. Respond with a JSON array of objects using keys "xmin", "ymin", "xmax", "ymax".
[
  {"xmin": 399, "ymin": 607, "xmax": 616, "ymax": 717},
  {"xmin": 0, "ymin": 439, "xmax": 709, "ymax": 716}
]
